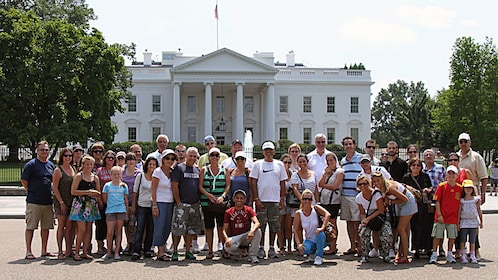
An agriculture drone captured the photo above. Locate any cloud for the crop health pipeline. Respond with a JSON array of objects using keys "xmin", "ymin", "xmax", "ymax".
[
  {"xmin": 341, "ymin": 18, "xmax": 417, "ymax": 46},
  {"xmin": 396, "ymin": 5, "xmax": 457, "ymax": 29},
  {"xmin": 461, "ymin": 19, "xmax": 479, "ymax": 27}
]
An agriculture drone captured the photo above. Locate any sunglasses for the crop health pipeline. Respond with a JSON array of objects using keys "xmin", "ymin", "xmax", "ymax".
[
  {"xmin": 459, "ymin": 140, "xmax": 468, "ymax": 144},
  {"xmin": 316, "ymin": 141, "xmax": 326, "ymax": 144},
  {"xmin": 93, "ymin": 150, "xmax": 103, "ymax": 153},
  {"xmin": 38, "ymin": 148, "xmax": 49, "ymax": 152},
  {"xmin": 366, "ymin": 146, "xmax": 376, "ymax": 149},
  {"xmin": 283, "ymin": 161, "xmax": 292, "ymax": 164},
  {"xmin": 175, "ymin": 149, "xmax": 186, "ymax": 153},
  {"xmin": 449, "ymin": 158, "xmax": 458, "ymax": 162},
  {"xmin": 164, "ymin": 156, "xmax": 176, "ymax": 161},
  {"xmin": 357, "ymin": 182, "xmax": 369, "ymax": 186},
  {"xmin": 235, "ymin": 157, "xmax": 246, "ymax": 161},
  {"xmin": 408, "ymin": 151, "xmax": 417, "ymax": 154},
  {"xmin": 117, "ymin": 156, "xmax": 125, "ymax": 160},
  {"xmin": 372, "ymin": 172, "xmax": 383, "ymax": 177},
  {"xmin": 411, "ymin": 164, "xmax": 422, "ymax": 167},
  {"xmin": 206, "ymin": 142, "xmax": 215, "ymax": 146},
  {"xmin": 209, "ymin": 153, "xmax": 220, "ymax": 157},
  {"xmin": 381, "ymin": 153, "xmax": 387, "ymax": 156},
  {"xmin": 63, "ymin": 154, "xmax": 73, "ymax": 158},
  {"xmin": 302, "ymin": 197, "xmax": 313, "ymax": 201},
  {"xmin": 424, "ymin": 154, "xmax": 433, "ymax": 157}
]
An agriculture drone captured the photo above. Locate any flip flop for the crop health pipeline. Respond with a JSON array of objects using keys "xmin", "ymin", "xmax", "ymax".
[
  {"xmin": 205, "ymin": 252, "xmax": 214, "ymax": 259},
  {"xmin": 81, "ymin": 255, "xmax": 94, "ymax": 260},
  {"xmin": 57, "ymin": 253, "xmax": 66, "ymax": 260},
  {"xmin": 156, "ymin": 255, "xmax": 171, "ymax": 261},
  {"xmin": 41, "ymin": 252, "xmax": 56, "ymax": 257},
  {"xmin": 25, "ymin": 253, "xmax": 36, "ymax": 260},
  {"xmin": 72, "ymin": 254, "xmax": 82, "ymax": 261},
  {"xmin": 343, "ymin": 249, "xmax": 357, "ymax": 255}
]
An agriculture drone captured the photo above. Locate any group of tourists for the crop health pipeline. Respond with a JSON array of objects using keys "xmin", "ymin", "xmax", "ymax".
[{"xmin": 21, "ymin": 132, "xmax": 487, "ymax": 266}]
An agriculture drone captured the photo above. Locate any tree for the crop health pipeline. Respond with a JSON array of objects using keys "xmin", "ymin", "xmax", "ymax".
[
  {"xmin": 371, "ymin": 80, "xmax": 436, "ymax": 148},
  {"xmin": 433, "ymin": 37, "xmax": 498, "ymax": 151},
  {"xmin": 0, "ymin": 8, "xmax": 133, "ymax": 160}
]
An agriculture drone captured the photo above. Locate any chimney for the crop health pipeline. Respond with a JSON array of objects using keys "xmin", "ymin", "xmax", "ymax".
[
  {"xmin": 143, "ymin": 50, "xmax": 152, "ymax": 67},
  {"xmin": 286, "ymin": 50, "xmax": 295, "ymax": 67}
]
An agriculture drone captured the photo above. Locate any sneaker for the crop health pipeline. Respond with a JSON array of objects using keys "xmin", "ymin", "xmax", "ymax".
[
  {"xmin": 144, "ymin": 250, "xmax": 153, "ymax": 258},
  {"xmin": 185, "ymin": 251, "xmax": 196, "ymax": 260},
  {"xmin": 447, "ymin": 254, "xmax": 456, "ymax": 264},
  {"xmin": 172, "ymin": 252, "xmax": 179, "ymax": 261},
  {"xmin": 114, "ymin": 255, "xmax": 121, "ymax": 261},
  {"xmin": 307, "ymin": 254, "xmax": 315, "ymax": 262},
  {"xmin": 360, "ymin": 256, "xmax": 368, "ymax": 263},
  {"xmin": 131, "ymin": 253, "xmax": 140, "ymax": 261},
  {"xmin": 439, "ymin": 249, "xmax": 446, "ymax": 257},
  {"xmin": 368, "ymin": 248, "xmax": 379, "ymax": 258},
  {"xmin": 101, "ymin": 254, "xmax": 111, "ymax": 260},
  {"xmin": 429, "ymin": 253, "xmax": 438, "ymax": 264},
  {"xmin": 122, "ymin": 245, "xmax": 129, "ymax": 255},
  {"xmin": 250, "ymin": 255, "xmax": 259, "ymax": 264},
  {"xmin": 268, "ymin": 247, "xmax": 278, "ymax": 258},
  {"xmin": 470, "ymin": 254, "xmax": 478, "ymax": 264},
  {"xmin": 461, "ymin": 254, "xmax": 468, "ymax": 264},
  {"xmin": 389, "ymin": 249, "xmax": 396, "ymax": 259},
  {"xmin": 166, "ymin": 244, "xmax": 173, "ymax": 254},
  {"xmin": 257, "ymin": 248, "xmax": 265, "ymax": 259},
  {"xmin": 191, "ymin": 243, "xmax": 200, "ymax": 254},
  {"xmin": 217, "ymin": 242, "xmax": 223, "ymax": 252},
  {"xmin": 202, "ymin": 243, "xmax": 209, "ymax": 251},
  {"xmin": 314, "ymin": 256, "xmax": 323, "ymax": 265}
]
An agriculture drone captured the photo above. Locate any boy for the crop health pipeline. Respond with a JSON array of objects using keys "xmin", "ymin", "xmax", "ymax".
[{"xmin": 429, "ymin": 165, "xmax": 462, "ymax": 264}]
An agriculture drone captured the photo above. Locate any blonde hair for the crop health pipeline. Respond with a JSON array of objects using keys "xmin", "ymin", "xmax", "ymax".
[
  {"xmin": 371, "ymin": 172, "xmax": 391, "ymax": 194},
  {"xmin": 356, "ymin": 174, "xmax": 372, "ymax": 188},
  {"xmin": 299, "ymin": 189, "xmax": 314, "ymax": 209}
]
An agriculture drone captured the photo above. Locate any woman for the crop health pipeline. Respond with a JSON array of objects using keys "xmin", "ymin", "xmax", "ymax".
[
  {"xmin": 406, "ymin": 144, "xmax": 419, "ymax": 162},
  {"xmin": 52, "ymin": 147, "xmax": 76, "ymax": 259},
  {"xmin": 372, "ymin": 172, "xmax": 416, "ymax": 264},
  {"xmin": 89, "ymin": 143, "xmax": 105, "ymax": 172},
  {"xmin": 199, "ymin": 147, "xmax": 230, "ymax": 259},
  {"xmin": 288, "ymin": 143, "xmax": 301, "ymax": 172},
  {"xmin": 356, "ymin": 175, "xmax": 392, "ymax": 263},
  {"xmin": 131, "ymin": 156, "xmax": 158, "ymax": 260},
  {"xmin": 291, "ymin": 154, "xmax": 318, "ymax": 204},
  {"xmin": 95, "ymin": 150, "xmax": 116, "ymax": 255},
  {"xmin": 293, "ymin": 189, "xmax": 331, "ymax": 266},
  {"xmin": 402, "ymin": 157, "xmax": 432, "ymax": 259},
  {"xmin": 318, "ymin": 152, "xmax": 343, "ymax": 254},
  {"xmin": 69, "ymin": 155, "xmax": 101, "ymax": 261},
  {"xmin": 121, "ymin": 152, "xmax": 141, "ymax": 255},
  {"xmin": 278, "ymin": 153, "xmax": 294, "ymax": 255},
  {"xmin": 228, "ymin": 151, "xmax": 251, "ymax": 205},
  {"xmin": 151, "ymin": 150, "xmax": 176, "ymax": 261},
  {"xmin": 448, "ymin": 152, "xmax": 472, "ymax": 184}
]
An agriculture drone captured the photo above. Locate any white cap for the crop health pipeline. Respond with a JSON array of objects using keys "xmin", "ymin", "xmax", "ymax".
[
  {"xmin": 447, "ymin": 165, "xmax": 459, "ymax": 174},
  {"xmin": 208, "ymin": 147, "xmax": 221, "ymax": 155},
  {"xmin": 234, "ymin": 151, "xmax": 247, "ymax": 159},
  {"xmin": 262, "ymin": 141, "xmax": 275, "ymax": 150},
  {"xmin": 458, "ymin": 133, "xmax": 471, "ymax": 141}
]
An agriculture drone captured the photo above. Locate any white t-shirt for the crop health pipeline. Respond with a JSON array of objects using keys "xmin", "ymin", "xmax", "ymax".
[
  {"xmin": 152, "ymin": 167, "xmax": 174, "ymax": 203},
  {"xmin": 356, "ymin": 190, "xmax": 383, "ymax": 215},
  {"xmin": 133, "ymin": 173, "xmax": 153, "ymax": 208},
  {"xmin": 249, "ymin": 159, "xmax": 288, "ymax": 202}
]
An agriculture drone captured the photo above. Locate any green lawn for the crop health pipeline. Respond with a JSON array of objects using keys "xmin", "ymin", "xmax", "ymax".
[{"xmin": 0, "ymin": 162, "xmax": 23, "ymax": 185}]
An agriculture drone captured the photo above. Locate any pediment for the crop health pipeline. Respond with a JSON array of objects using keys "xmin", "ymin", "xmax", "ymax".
[{"xmin": 171, "ymin": 48, "xmax": 277, "ymax": 74}]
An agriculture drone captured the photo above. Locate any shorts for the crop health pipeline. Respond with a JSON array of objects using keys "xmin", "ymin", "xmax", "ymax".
[
  {"xmin": 279, "ymin": 205, "xmax": 295, "ymax": 216},
  {"xmin": 106, "ymin": 212, "xmax": 128, "ymax": 222},
  {"xmin": 340, "ymin": 196, "xmax": 360, "ymax": 222},
  {"xmin": 490, "ymin": 178, "xmax": 498, "ymax": 186},
  {"xmin": 396, "ymin": 190, "xmax": 418, "ymax": 216},
  {"xmin": 322, "ymin": 204, "xmax": 340, "ymax": 218},
  {"xmin": 202, "ymin": 206, "xmax": 224, "ymax": 229},
  {"xmin": 53, "ymin": 204, "xmax": 70, "ymax": 216},
  {"xmin": 459, "ymin": 228, "xmax": 478, "ymax": 244},
  {"xmin": 257, "ymin": 202, "xmax": 280, "ymax": 232},
  {"xmin": 25, "ymin": 203, "xmax": 54, "ymax": 230},
  {"xmin": 432, "ymin": 222, "xmax": 458, "ymax": 239},
  {"xmin": 172, "ymin": 203, "xmax": 203, "ymax": 236}
]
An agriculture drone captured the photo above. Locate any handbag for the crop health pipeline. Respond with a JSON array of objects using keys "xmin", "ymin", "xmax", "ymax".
[
  {"xmin": 366, "ymin": 190, "xmax": 385, "ymax": 231},
  {"xmin": 404, "ymin": 177, "xmax": 423, "ymax": 203},
  {"xmin": 286, "ymin": 172, "xmax": 304, "ymax": 208},
  {"xmin": 320, "ymin": 171, "xmax": 341, "ymax": 205},
  {"xmin": 208, "ymin": 196, "xmax": 231, "ymax": 214}
]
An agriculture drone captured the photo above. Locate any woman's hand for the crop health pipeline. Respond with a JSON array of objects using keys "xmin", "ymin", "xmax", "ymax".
[
  {"xmin": 216, "ymin": 196, "xmax": 225, "ymax": 203},
  {"xmin": 61, "ymin": 204, "xmax": 68, "ymax": 215},
  {"xmin": 152, "ymin": 207, "xmax": 159, "ymax": 217},
  {"xmin": 297, "ymin": 243, "xmax": 305, "ymax": 255},
  {"xmin": 225, "ymin": 238, "xmax": 232, "ymax": 248},
  {"xmin": 315, "ymin": 227, "xmax": 324, "ymax": 236},
  {"xmin": 207, "ymin": 193, "xmax": 216, "ymax": 203}
]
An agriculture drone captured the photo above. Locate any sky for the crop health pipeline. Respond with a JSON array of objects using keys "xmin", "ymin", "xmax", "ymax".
[{"xmin": 85, "ymin": 0, "xmax": 497, "ymax": 98}]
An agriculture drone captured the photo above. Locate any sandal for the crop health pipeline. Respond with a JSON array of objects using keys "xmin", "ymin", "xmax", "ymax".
[
  {"xmin": 72, "ymin": 254, "xmax": 82, "ymax": 261},
  {"xmin": 41, "ymin": 252, "xmax": 56, "ymax": 257},
  {"xmin": 222, "ymin": 250, "xmax": 231, "ymax": 259},
  {"xmin": 81, "ymin": 255, "xmax": 94, "ymax": 260},
  {"xmin": 156, "ymin": 255, "xmax": 171, "ymax": 261},
  {"xmin": 25, "ymin": 253, "xmax": 36, "ymax": 260},
  {"xmin": 343, "ymin": 249, "xmax": 357, "ymax": 255},
  {"xmin": 57, "ymin": 253, "xmax": 66, "ymax": 260},
  {"xmin": 206, "ymin": 252, "xmax": 214, "ymax": 259}
]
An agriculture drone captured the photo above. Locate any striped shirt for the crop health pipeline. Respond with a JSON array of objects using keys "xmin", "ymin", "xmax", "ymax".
[{"xmin": 341, "ymin": 152, "xmax": 364, "ymax": 197}]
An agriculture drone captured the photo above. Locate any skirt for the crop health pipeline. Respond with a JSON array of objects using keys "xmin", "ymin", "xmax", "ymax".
[{"xmin": 69, "ymin": 196, "xmax": 101, "ymax": 222}]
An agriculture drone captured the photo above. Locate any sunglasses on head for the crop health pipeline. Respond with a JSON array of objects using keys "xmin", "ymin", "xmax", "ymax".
[{"xmin": 372, "ymin": 172, "xmax": 383, "ymax": 177}]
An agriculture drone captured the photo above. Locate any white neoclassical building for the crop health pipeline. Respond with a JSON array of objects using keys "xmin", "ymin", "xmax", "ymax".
[{"xmin": 112, "ymin": 48, "xmax": 374, "ymax": 146}]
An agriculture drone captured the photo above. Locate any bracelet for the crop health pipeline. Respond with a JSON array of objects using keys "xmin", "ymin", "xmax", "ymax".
[
  {"xmin": 59, "ymin": 201, "xmax": 64, "ymax": 204},
  {"xmin": 254, "ymin": 198, "xmax": 260, "ymax": 201},
  {"xmin": 153, "ymin": 205, "xmax": 158, "ymax": 209}
]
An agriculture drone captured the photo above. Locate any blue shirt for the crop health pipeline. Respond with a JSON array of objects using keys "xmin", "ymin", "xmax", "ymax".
[
  {"xmin": 171, "ymin": 163, "xmax": 200, "ymax": 204},
  {"xmin": 341, "ymin": 152, "xmax": 364, "ymax": 197},
  {"xmin": 22, "ymin": 158, "xmax": 55, "ymax": 205},
  {"xmin": 423, "ymin": 163, "xmax": 446, "ymax": 188},
  {"xmin": 103, "ymin": 182, "xmax": 128, "ymax": 214}
]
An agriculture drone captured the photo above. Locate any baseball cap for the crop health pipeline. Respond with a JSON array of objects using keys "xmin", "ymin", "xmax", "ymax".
[
  {"xmin": 116, "ymin": 151, "xmax": 126, "ymax": 158},
  {"xmin": 234, "ymin": 151, "xmax": 246, "ymax": 159},
  {"xmin": 231, "ymin": 139, "xmax": 243, "ymax": 146},
  {"xmin": 458, "ymin": 133, "xmax": 471, "ymax": 141},
  {"xmin": 233, "ymin": 189, "xmax": 247, "ymax": 198},
  {"xmin": 73, "ymin": 144, "xmax": 84, "ymax": 152},
  {"xmin": 209, "ymin": 147, "xmax": 221, "ymax": 155},
  {"xmin": 262, "ymin": 141, "xmax": 275, "ymax": 150},
  {"xmin": 447, "ymin": 165, "xmax": 459, "ymax": 174},
  {"xmin": 161, "ymin": 149, "xmax": 176, "ymax": 159},
  {"xmin": 360, "ymin": 155, "xmax": 371, "ymax": 163},
  {"xmin": 462, "ymin": 179, "xmax": 474, "ymax": 188},
  {"xmin": 204, "ymin": 135, "xmax": 215, "ymax": 143}
]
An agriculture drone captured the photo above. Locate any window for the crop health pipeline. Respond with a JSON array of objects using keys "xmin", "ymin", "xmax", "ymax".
[
  {"xmin": 152, "ymin": 95, "xmax": 161, "ymax": 112},
  {"xmin": 350, "ymin": 128, "xmax": 359, "ymax": 141},
  {"xmin": 303, "ymin": 96, "xmax": 312, "ymax": 113},
  {"xmin": 350, "ymin": 97, "xmax": 359, "ymax": 113},
  {"xmin": 187, "ymin": 127, "xmax": 196, "ymax": 142},
  {"xmin": 187, "ymin": 96, "xmax": 197, "ymax": 113},
  {"xmin": 327, "ymin": 128, "xmax": 335, "ymax": 144},
  {"xmin": 127, "ymin": 95, "xmax": 137, "ymax": 112},
  {"xmin": 327, "ymin": 97, "xmax": 335, "ymax": 113},
  {"xmin": 128, "ymin": 127, "xmax": 137, "ymax": 142},
  {"xmin": 279, "ymin": 96, "xmax": 288, "ymax": 113},
  {"xmin": 303, "ymin": 127, "xmax": 312, "ymax": 144},
  {"xmin": 216, "ymin": 96, "xmax": 225, "ymax": 113},
  {"xmin": 152, "ymin": 127, "xmax": 161, "ymax": 141},
  {"xmin": 244, "ymin": 96, "xmax": 253, "ymax": 113},
  {"xmin": 216, "ymin": 136, "xmax": 225, "ymax": 145},
  {"xmin": 279, "ymin": 127, "xmax": 288, "ymax": 140}
]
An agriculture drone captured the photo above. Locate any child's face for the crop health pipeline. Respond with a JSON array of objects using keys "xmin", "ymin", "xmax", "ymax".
[
  {"xmin": 446, "ymin": 171, "xmax": 457, "ymax": 181},
  {"xmin": 233, "ymin": 193, "xmax": 246, "ymax": 206},
  {"xmin": 111, "ymin": 170, "xmax": 122, "ymax": 180},
  {"xmin": 464, "ymin": 187, "xmax": 474, "ymax": 195}
]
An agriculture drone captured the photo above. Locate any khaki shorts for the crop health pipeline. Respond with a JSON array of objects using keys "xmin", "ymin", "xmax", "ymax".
[
  {"xmin": 257, "ymin": 202, "xmax": 280, "ymax": 232},
  {"xmin": 172, "ymin": 203, "xmax": 203, "ymax": 236},
  {"xmin": 25, "ymin": 203, "xmax": 54, "ymax": 230},
  {"xmin": 340, "ymin": 196, "xmax": 360, "ymax": 222},
  {"xmin": 106, "ymin": 212, "xmax": 128, "ymax": 222},
  {"xmin": 432, "ymin": 222, "xmax": 458, "ymax": 239}
]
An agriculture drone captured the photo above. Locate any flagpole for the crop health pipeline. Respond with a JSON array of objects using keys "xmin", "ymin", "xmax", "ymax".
[{"xmin": 215, "ymin": 1, "xmax": 219, "ymax": 50}]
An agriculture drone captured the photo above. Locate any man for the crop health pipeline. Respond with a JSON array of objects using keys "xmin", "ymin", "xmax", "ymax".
[
  {"xmin": 72, "ymin": 144, "xmax": 84, "ymax": 171},
  {"xmin": 174, "ymin": 144, "xmax": 187, "ymax": 164},
  {"xmin": 170, "ymin": 147, "xmax": 203, "ymax": 261},
  {"xmin": 222, "ymin": 189, "xmax": 262, "ymax": 264},
  {"xmin": 130, "ymin": 144, "xmax": 144, "ymax": 170},
  {"xmin": 364, "ymin": 139, "xmax": 381, "ymax": 166},
  {"xmin": 422, "ymin": 149, "xmax": 447, "ymax": 189},
  {"xmin": 359, "ymin": 155, "xmax": 391, "ymax": 180},
  {"xmin": 21, "ymin": 141, "xmax": 56, "ymax": 259},
  {"xmin": 221, "ymin": 139, "xmax": 254, "ymax": 169},
  {"xmin": 307, "ymin": 133, "xmax": 330, "ymax": 182},
  {"xmin": 339, "ymin": 136, "xmax": 363, "ymax": 255},
  {"xmin": 249, "ymin": 141, "xmax": 287, "ymax": 259},
  {"xmin": 380, "ymin": 141, "xmax": 408, "ymax": 182},
  {"xmin": 197, "ymin": 135, "xmax": 228, "ymax": 167},
  {"xmin": 147, "ymin": 134, "xmax": 169, "ymax": 164},
  {"xmin": 457, "ymin": 133, "xmax": 488, "ymax": 204}
]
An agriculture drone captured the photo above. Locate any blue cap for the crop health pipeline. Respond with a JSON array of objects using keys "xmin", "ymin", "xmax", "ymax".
[{"xmin": 204, "ymin": 135, "xmax": 215, "ymax": 143}]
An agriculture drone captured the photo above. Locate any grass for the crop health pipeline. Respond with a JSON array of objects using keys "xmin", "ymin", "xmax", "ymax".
[{"xmin": 0, "ymin": 162, "xmax": 24, "ymax": 185}]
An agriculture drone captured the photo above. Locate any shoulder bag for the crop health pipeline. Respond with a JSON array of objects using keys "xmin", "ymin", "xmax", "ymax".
[
  {"xmin": 286, "ymin": 172, "xmax": 303, "ymax": 208},
  {"xmin": 366, "ymin": 190, "xmax": 385, "ymax": 231}
]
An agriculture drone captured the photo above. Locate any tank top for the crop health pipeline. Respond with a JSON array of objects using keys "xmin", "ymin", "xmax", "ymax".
[
  {"xmin": 200, "ymin": 165, "xmax": 226, "ymax": 207},
  {"xmin": 54, "ymin": 165, "xmax": 75, "ymax": 208},
  {"xmin": 299, "ymin": 207, "xmax": 319, "ymax": 243}
]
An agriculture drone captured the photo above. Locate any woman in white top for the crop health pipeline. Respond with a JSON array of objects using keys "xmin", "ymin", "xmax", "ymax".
[
  {"xmin": 291, "ymin": 154, "xmax": 318, "ymax": 204},
  {"xmin": 293, "ymin": 189, "xmax": 330, "ymax": 265},
  {"xmin": 151, "ymin": 149, "xmax": 177, "ymax": 261},
  {"xmin": 356, "ymin": 174, "xmax": 392, "ymax": 263},
  {"xmin": 130, "ymin": 156, "xmax": 158, "ymax": 260}
]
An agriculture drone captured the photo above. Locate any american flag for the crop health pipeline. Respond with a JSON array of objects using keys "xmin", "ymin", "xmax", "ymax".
[{"xmin": 214, "ymin": 4, "xmax": 218, "ymax": 19}]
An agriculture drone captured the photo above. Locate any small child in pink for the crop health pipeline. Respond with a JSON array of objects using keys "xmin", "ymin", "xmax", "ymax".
[{"xmin": 458, "ymin": 179, "xmax": 483, "ymax": 264}]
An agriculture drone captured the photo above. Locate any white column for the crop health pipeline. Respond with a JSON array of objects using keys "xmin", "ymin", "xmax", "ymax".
[
  {"xmin": 172, "ymin": 82, "xmax": 181, "ymax": 141},
  {"xmin": 265, "ymin": 83, "xmax": 275, "ymax": 141},
  {"xmin": 204, "ymin": 82, "xmax": 213, "ymax": 136},
  {"xmin": 235, "ymin": 82, "xmax": 244, "ymax": 141}
]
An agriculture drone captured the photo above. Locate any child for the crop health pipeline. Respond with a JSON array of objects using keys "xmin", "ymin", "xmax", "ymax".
[
  {"xmin": 429, "ymin": 165, "xmax": 462, "ymax": 264},
  {"xmin": 459, "ymin": 179, "xmax": 483, "ymax": 264},
  {"xmin": 489, "ymin": 158, "xmax": 498, "ymax": 196},
  {"xmin": 101, "ymin": 166, "xmax": 129, "ymax": 260}
]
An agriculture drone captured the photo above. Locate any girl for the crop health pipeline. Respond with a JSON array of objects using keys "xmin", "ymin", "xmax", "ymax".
[
  {"xmin": 459, "ymin": 179, "xmax": 483, "ymax": 264},
  {"xmin": 101, "ymin": 166, "xmax": 129, "ymax": 260}
]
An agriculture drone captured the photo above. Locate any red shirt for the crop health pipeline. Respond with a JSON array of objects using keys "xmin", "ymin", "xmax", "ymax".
[
  {"xmin": 433, "ymin": 181, "xmax": 462, "ymax": 224},
  {"xmin": 224, "ymin": 205, "xmax": 256, "ymax": 237},
  {"xmin": 456, "ymin": 168, "xmax": 468, "ymax": 184}
]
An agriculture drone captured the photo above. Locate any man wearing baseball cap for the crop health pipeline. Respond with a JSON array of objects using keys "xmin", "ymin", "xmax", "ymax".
[
  {"xmin": 221, "ymin": 139, "xmax": 253, "ymax": 169},
  {"xmin": 197, "ymin": 135, "xmax": 228, "ymax": 168},
  {"xmin": 457, "ymin": 133, "xmax": 488, "ymax": 204}
]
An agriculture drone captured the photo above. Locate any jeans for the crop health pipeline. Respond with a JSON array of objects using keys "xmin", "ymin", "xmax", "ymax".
[
  {"xmin": 133, "ymin": 206, "xmax": 154, "ymax": 254},
  {"xmin": 152, "ymin": 202, "xmax": 174, "ymax": 247},
  {"xmin": 302, "ymin": 231, "xmax": 327, "ymax": 258}
]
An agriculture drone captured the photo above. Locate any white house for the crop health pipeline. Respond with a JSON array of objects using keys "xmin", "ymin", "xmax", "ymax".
[{"xmin": 111, "ymin": 48, "xmax": 374, "ymax": 146}]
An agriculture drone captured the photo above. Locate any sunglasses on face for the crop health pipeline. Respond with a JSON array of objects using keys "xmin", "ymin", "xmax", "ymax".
[
  {"xmin": 449, "ymin": 159, "xmax": 459, "ymax": 162},
  {"xmin": 117, "ymin": 156, "xmax": 125, "ymax": 160},
  {"xmin": 235, "ymin": 157, "xmax": 246, "ymax": 161},
  {"xmin": 164, "ymin": 156, "xmax": 176, "ymax": 161},
  {"xmin": 408, "ymin": 151, "xmax": 417, "ymax": 154},
  {"xmin": 63, "ymin": 154, "xmax": 73, "ymax": 158},
  {"xmin": 283, "ymin": 161, "xmax": 292, "ymax": 164},
  {"xmin": 316, "ymin": 141, "xmax": 326, "ymax": 144},
  {"xmin": 302, "ymin": 197, "xmax": 313, "ymax": 201},
  {"xmin": 366, "ymin": 146, "xmax": 375, "ymax": 149},
  {"xmin": 210, "ymin": 153, "xmax": 220, "ymax": 157},
  {"xmin": 411, "ymin": 164, "xmax": 422, "ymax": 167},
  {"xmin": 93, "ymin": 150, "xmax": 103, "ymax": 153},
  {"xmin": 459, "ymin": 140, "xmax": 468, "ymax": 144},
  {"xmin": 175, "ymin": 149, "xmax": 186, "ymax": 153},
  {"xmin": 381, "ymin": 153, "xmax": 387, "ymax": 156},
  {"xmin": 39, "ymin": 148, "xmax": 49, "ymax": 152},
  {"xmin": 357, "ymin": 182, "xmax": 369, "ymax": 186}
]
